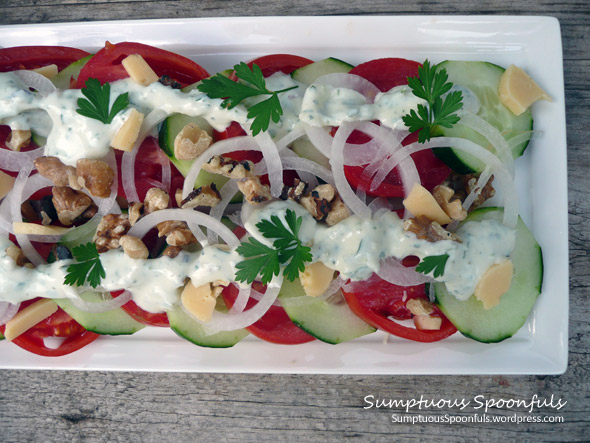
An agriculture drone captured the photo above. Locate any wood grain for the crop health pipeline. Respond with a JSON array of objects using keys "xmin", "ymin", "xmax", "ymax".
[{"xmin": 1, "ymin": 1, "xmax": 589, "ymax": 441}]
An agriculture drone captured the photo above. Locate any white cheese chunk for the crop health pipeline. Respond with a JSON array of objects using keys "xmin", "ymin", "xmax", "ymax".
[
  {"xmin": 0, "ymin": 170, "xmax": 15, "ymax": 200},
  {"xmin": 121, "ymin": 54, "xmax": 159, "ymax": 86},
  {"xmin": 13, "ymin": 222, "xmax": 71, "ymax": 235},
  {"xmin": 111, "ymin": 108, "xmax": 144, "ymax": 152},
  {"xmin": 474, "ymin": 259, "xmax": 514, "ymax": 309},
  {"xmin": 403, "ymin": 183, "xmax": 452, "ymax": 225},
  {"xmin": 499, "ymin": 65, "xmax": 551, "ymax": 116},
  {"xmin": 181, "ymin": 281, "xmax": 217, "ymax": 322},
  {"xmin": 31, "ymin": 64, "xmax": 58, "ymax": 79},
  {"xmin": 300, "ymin": 261, "xmax": 336, "ymax": 297}
]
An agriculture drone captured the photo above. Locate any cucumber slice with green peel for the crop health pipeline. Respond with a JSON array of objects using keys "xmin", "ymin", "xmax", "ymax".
[
  {"xmin": 55, "ymin": 292, "xmax": 146, "ymax": 336},
  {"xmin": 167, "ymin": 298, "xmax": 249, "ymax": 348},
  {"xmin": 291, "ymin": 57, "xmax": 354, "ymax": 84},
  {"xmin": 0, "ymin": 331, "xmax": 4, "ymax": 340},
  {"xmin": 31, "ymin": 132, "xmax": 46, "ymax": 147},
  {"xmin": 434, "ymin": 207, "xmax": 543, "ymax": 343},
  {"xmin": 433, "ymin": 61, "xmax": 534, "ymax": 174},
  {"xmin": 279, "ymin": 278, "xmax": 375, "ymax": 344},
  {"xmin": 51, "ymin": 54, "xmax": 93, "ymax": 90}
]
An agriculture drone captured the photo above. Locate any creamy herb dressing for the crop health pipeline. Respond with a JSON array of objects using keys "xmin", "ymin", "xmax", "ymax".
[{"xmin": 0, "ymin": 200, "xmax": 515, "ymax": 311}]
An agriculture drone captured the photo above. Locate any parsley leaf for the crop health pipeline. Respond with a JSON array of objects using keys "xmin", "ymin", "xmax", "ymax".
[
  {"xmin": 76, "ymin": 78, "xmax": 129, "ymax": 124},
  {"xmin": 235, "ymin": 209, "xmax": 312, "ymax": 285},
  {"xmin": 415, "ymin": 254, "xmax": 449, "ymax": 278},
  {"xmin": 64, "ymin": 242, "xmax": 106, "ymax": 289},
  {"xmin": 197, "ymin": 62, "xmax": 298, "ymax": 135},
  {"xmin": 402, "ymin": 60, "xmax": 464, "ymax": 143}
]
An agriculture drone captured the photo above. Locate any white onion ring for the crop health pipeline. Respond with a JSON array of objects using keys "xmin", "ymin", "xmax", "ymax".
[
  {"xmin": 0, "ymin": 146, "xmax": 44, "ymax": 172},
  {"xmin": 228, "ymin": 284, "xmax": 251, "ymax": 315},
  {"xmin": 463, "ymin": 166, "xmax": 493, "ymax": 212},
  {"xmin": 15, "ymin": 70, "xmax": 57, "ymax": 96},
  {"xmin": 207, "ymin": 180, "xmax": 240, "ymax": 244},
  {"xmin": 507, "ymin": 131, "xmax": 535, "ymax": 150},
  {"xmin": 96, "ymin": 149, "xmax": 119, "ymax": 215},
  {"xmin": 68, "ymin": 290, "xmax": 132, "ymax": 313},
  {"xmin": 275, "ymin": 123, "xmax": 306, "ymax": 151},
  {"xmin": 249, "ymin": 286, "xmax": 282, "ymax": 307},
  {"xmin": 252, "ymin": 131, "xmax": 284, "ymax": 198},
  {"xmin": 314, "ymin": 73, "xmax": 381, "ymax": 103},
  {"xmin": 377, "ymin": 257, "xmax": 432, "ymax": 286},
  {"xmin": 0, "ymin": 301, "xmax": 19, "ymax": 326}
]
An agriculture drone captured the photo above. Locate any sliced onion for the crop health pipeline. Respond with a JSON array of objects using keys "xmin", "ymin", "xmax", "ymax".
[
  {"xmin": 15, "ymin": 70, "xmax": 57, "ymax": 96},
  {"xmin": 280, "ymin": 156, "xmax": 335, "ymax": 186},
  {"xmin": 275, "ymin": 123, "xmax": 306, "ymax": 151},
  {"xmin": 458, "ymin": 111, "xmax": 514, "ymax": 175},
  {"xmin": 377, "ymin": 257, "xmax": 431, "ymax": 286},
  {"xmin": 128, "ymin": 208, "xmax": 239, "ymax": 250},
  {"xmin": 252, "ymin": 131, "xmax": 284, "ymax": 198},
  {"xmin": 96, "ymin": 149, "xmax": 119, "ymax": 215},
  {"xmin": 199, "ymin": 274, "xmax": 283, "ymax": 332},
  {"xmin": 0, "ymin": 146, "xmax": 44, "ymax": 172},
  {"xmin": 314, "ymin": 72, "xmax": 381, "ymax": 103},
  {"xmin": 228, "ymin": 284, "xmax": 250, "ymax": 315},
  {"xmin": 507, "ymin": 131, "xmax": 535, "ymax": 150},
  {"xmin": 331, "ymin": 123, "xmax": 372, "ymax": 219},
  {"xmin": 207, "ymin": 180, "xmax": 240, "ymax": 244},
  {"xmin": 249, "ymin": 286, "xmax": 282, "ymax": 307},
  {"xmin": 68, "ymin": 290, "xmax": 132, "ymax": 313},
  {"xmin": 463, "ymin": 165, "xmax": 493, "ymax": 212},
  {"xmin": 0, "ymin": 301, "xmax": 19, "ymax": 326}
]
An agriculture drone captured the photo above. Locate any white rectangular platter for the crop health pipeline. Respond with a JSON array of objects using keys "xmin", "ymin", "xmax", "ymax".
[{"xmin": 0, "ymin": 16, "xmax": 568, "ymax": 374}]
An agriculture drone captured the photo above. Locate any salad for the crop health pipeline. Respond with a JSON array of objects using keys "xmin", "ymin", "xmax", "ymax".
[{"xmin": 0, "ymin": 42, "xmax": 549, "ymax": 357}]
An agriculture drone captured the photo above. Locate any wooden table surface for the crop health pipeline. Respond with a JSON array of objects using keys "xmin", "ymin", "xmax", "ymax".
[{"xmin": 0, "ymin": 1, "xmax": 588, "ymax": 441}]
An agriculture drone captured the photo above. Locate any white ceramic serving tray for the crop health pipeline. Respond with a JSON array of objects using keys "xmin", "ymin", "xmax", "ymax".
[{"xmin": 0, "ymin": 16, "xmax": 568, "ymax": 374}]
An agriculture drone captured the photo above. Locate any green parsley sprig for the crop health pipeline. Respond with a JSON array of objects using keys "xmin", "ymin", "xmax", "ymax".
[
  {"xmin": 416, "ymin": 254, "xmax": 449, "ymax": 278},
  {"xmin": 235, "ymin": 209, "xmax": 312, "ymax": 285},
  {"xmin": 64, "ymin": 242, "xmax": 106, "ymax": 289},
  {"xmin": 197, "ymin": 62, "xmax": 298, "ymax": 136},
  {"xmin": 76, "ymin": 78, "xmax": 130, "ymax": 124},
  {"xmin": 402, "ymin": 60, "xmax": 464, "ymax": 143}
]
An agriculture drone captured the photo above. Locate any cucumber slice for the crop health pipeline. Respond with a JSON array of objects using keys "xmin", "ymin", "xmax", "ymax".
[
  {"xmin": 0, "ymin": 331, "xmax": 4, "ymax": 340},
  {"xmin": 434, "ymin": 207, "xmax": 543, "ymax": 343},
  {"xmin": 291, "ymin": 137, "xmax": 330, "ymax": 170},
  {"xmin": 55, "ymin": 292, "xmax": 146, "ymax": 336},
  {"xmin": 291, "ymin": 57, "xmax": 354, "ymax": 84},
  {"xmin": 31, "ymin": 132, "xmax": 46, "ymax": 147},
  {"xmin": 51, "ymin": 54, "xmax": 93, "ymax": 90},
  {"xmin": 279, "ymin": 278, "xmax": 375, "ymax": 344},
  {"xmin": 167, "ymin": 298, "xmax": 249, "ymax": 348},
  {"xmin": 434, "ymin": 61, "xmax": 534, "ymax": 174}
]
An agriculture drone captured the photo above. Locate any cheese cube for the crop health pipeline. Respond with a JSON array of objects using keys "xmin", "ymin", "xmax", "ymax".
[
  {"xmin": 300, "ymin": 261, "xmax": 336, "ymax": 297},
  {"xmin": 121, "ymin": 54, "xmax": 159, "ymax": 86},
  {"xmin": 499, "ymin": 65, "xmax": 551, "ymax": 116},
  {"xmin": 0, "ymin": 170, "xmax": 15, "ymax": 200},
  {"xmin": 31, "ymin": 64, "xmax": 58, "ymax": 79},
  {"xmin": 413, "ymin": 314, "xmax": 442, "ymax": 331},
  {"xmin": 402, "ymin": 183, "xmax": 452, "ymax": 225},
  {"xmin": 474, "ymin": 259, "xmax": 514, "ymax": 309},
  {"xmin": 4, "ymin": 299, "xmax": 58, "ymax": 342},
  {"xmin": 111, "ymin": 109, "xmax": 144, "ymax": 152},
  {"xmin": 181, "ymin": 281, "xmax": 217, "ymax": 322}
]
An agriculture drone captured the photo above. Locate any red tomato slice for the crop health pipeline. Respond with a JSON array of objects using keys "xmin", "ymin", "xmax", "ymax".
[
  {"xmin": 0, "ymin": 45, "xmax": 90, "ymax": 72},
  {"xmin": 341, "ymin": 274, "xmax": 457, "ymax": 342},
  {"xmin": 341, "ymin": 58, "xmax": 451, "ymax": 198},
  {"xmin": 76, "ymin": 41, "xmax": 209, "ymax": 88},
  {"xmin": 222, "ymin": 282, "xmax": 315, "ymax": 345},
  {"xmin": 0, "ymin": 299, "xmax": 99, "ymax": 356}
]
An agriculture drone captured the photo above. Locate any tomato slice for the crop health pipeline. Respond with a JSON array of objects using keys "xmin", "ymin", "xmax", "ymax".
[
  {"xmin": 76, "ymin": 41, "xmax": 209, "ymax": 88},
  {"xmin": 0, "ymin": 299, "xmax": 99, "ymax": 356},
  {"xmin": 222, "ymin": 282, "xmax": 315, "ymax": 345},
  {"xmin": 342, "ymin": 274, "xmax": 457, "ymax": 342},
  {"xmin": 108, "ymin": 290, "xmax": 170, "ymax": 327},
  {"xmin": 341, "ymin": 58, "xmax": 451, "ymax": 198},
  {"xmin": 0, "ymin": 45, "xmax": 90, "ymax": 72}
]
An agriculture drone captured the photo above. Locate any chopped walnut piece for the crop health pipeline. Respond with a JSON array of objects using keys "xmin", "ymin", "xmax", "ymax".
[
  {"xmin": 6, "ymin": 129, "xmax": 31, "ymax": 151},
  {"xmin": 34, "ymin": 156, "xmax": 77, "ymax": 187},
  {"xmin": 144, "ymin": 188, "xmax": 170, "ymax": 213},
  {"xmin": 119, "ymin": 235, "xmax": 149, "ymax": 259},
  {"xmin": 202, "ymin": 155, "xmax": 254, "ymax": 179},
  {"xmin": 51, "ymin": 186, "xmax": 93, "ymax": 226},
  {"xmin": 403, "ymin": 216, "xmax": 462, "ymax": 243},
  {"xmin": 445, "ymin": 173, "xmax": 496, "ymax": 210},
  {"xmin": 174, "ymin": 123, "xmax": 213, "ymax": 161},
  {"xmin": 6, "ymin": 245, "xmax": 32, "ymax": 268},
  {"xmin": 76, "ymin": 159, "xmax": 115, "ymax": 198},
  {"xmin": 325, "ymin": 196, "xmax": 350, "ymax": 226},
  {"xmin": 93, "ymin": 214, "xmax": 131, "ymax": 253},
  {"xmin": 156, "ymin": 220, "xmax": 197, "ymax": 246},
  {"xmin": 300, "ymin": 184, "xmax": 335, "ymax": 223},
  {"xmin": 180, "ymin": 184, "xmax": 221, "ymax": 208},
  {"xmin": 158, "ymin": 75, "xmax": 182, "ymax": 89},
  {"xmin": 162, "ymin": 245, "xmax": 182, "ymax": 258},
  {"xmin": 280, "ymin": 179, "xmax": 308, "ymax": 202},
  {"xmin": 128, "ymin": 202, "xmax": 144, "ymax": 226},
  {"xmin": 237, "ymin": 177, "xmax": 272, "ymax": 204},
  {"xmin": 433, "ymin": 185, "xmax": 467, "ymax": 222}
]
